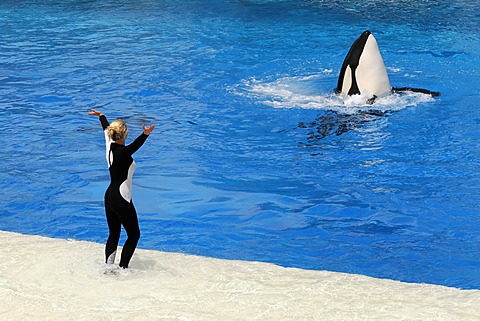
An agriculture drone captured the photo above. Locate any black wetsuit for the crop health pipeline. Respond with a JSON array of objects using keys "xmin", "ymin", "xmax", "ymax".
[{"xmin": 99, "ymin": 115, "xmax": 149, "ymax": 268}]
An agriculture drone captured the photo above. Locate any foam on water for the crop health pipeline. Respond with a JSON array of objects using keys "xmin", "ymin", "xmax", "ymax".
[{"xmin": 236, "ymin": 72, "xmax": 436, "ymax": 114}]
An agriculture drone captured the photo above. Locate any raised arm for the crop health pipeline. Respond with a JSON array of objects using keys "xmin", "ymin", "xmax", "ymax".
[
  {"xmin": 124, "ymin": 124, "xmax": 155, "ymax": 156},
  {"xmin": 88, "ymin": 109, "xmax": 109, "ymax": 129}
]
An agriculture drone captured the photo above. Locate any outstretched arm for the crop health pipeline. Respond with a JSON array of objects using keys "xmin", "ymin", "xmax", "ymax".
[
  {"xmin": 124, "ymin": 123, "xmax": 155, "ymax": 155},
  {"xmin": 88, "ymin": 109, "xmax": 109, "ymax": 129}
]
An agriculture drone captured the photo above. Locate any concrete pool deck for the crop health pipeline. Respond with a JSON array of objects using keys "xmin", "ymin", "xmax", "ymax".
[{"xmin": 1, "ymin": 231, "xmax": 479, "ymax": 320}]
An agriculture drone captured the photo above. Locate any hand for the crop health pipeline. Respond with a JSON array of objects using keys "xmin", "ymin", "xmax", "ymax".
[
  {"xmin": 142, "ymin": 124, "xmax": 155, "ymax": 135},
  {"xmin": 88, "ymin": 109, "xmax": 103, "ymax": 117}
]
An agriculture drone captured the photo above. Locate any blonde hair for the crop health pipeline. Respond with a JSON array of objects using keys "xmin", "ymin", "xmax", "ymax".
[{"xmin": 107, "ymin": 119, "xmax": 128, "ymax": 141}]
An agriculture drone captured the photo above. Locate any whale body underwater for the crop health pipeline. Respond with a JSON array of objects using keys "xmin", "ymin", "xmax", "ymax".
[{"xmin": 335, "ymin": 30, "xmax": 440, "ymax": 104}]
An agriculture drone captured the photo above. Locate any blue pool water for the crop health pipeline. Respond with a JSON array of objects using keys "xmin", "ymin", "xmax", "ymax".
[{"xmin": 1, "ymin": 0, "xmax": 479, "ymax": 289}]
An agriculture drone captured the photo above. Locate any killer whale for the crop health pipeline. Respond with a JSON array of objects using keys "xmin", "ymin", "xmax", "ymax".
[
  {"xmin": 298, "ymin": 31, "xmax": 440, "ymax": 144},
  {"xmin": 335, "ymin": 30, "xmax": 440, "ymax": 104}
]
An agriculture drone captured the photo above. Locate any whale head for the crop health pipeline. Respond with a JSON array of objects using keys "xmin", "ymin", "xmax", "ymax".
[{"xmin": 336, "ymin": 30, "xmax": 391, "ymax": 100}]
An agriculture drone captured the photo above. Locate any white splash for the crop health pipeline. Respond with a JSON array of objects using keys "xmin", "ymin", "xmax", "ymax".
[{"xmin": 235, "ymin": 74, "xmax": 436, "ymax": 114}]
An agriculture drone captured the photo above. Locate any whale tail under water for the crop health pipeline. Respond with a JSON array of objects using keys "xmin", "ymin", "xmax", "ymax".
[{"xmin": 335, "ymin": 30, "xmax": 440, "ymax": 104}]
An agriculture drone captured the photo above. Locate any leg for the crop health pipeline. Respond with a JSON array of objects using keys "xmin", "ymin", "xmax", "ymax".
[
  {"xmin": 105, "ymin": 197, "xmax": 121, "ymax": 264},
  {"xmin": 119, "ymin": 202, "xmax": 141, "ymax": 268}
]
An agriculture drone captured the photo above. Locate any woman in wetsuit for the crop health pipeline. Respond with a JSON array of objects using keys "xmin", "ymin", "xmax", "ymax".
[{"xmin": 88, "ymin": 109, "xmax": 155, "ymax": 268}]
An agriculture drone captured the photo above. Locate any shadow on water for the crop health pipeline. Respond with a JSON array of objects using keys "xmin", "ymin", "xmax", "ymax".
[{"xmin": 297, "ymin": 109, "xmax": 389, "ymax": 148}]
